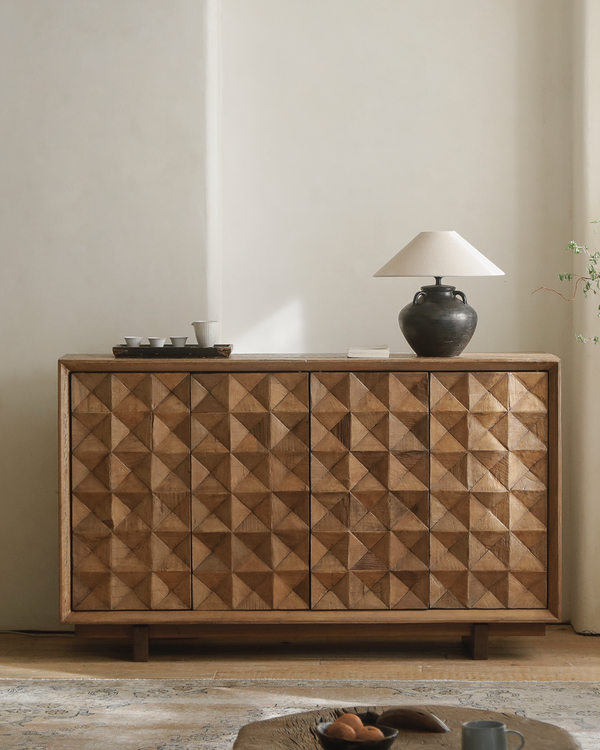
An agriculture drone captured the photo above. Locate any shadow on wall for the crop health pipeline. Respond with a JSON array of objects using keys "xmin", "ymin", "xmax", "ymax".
[{"xmin": 0, "ymin": 367, "xmax": 67, "ymax": 630}]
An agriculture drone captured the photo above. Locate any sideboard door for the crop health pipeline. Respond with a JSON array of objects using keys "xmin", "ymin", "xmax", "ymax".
[
  {"xmin": 191, "ymin": 373, "xmax": 310, "ymax": 610},
  {"xmin": 70, "ymin": 373, "xmax": 192, "ymax": 611},
  {"xmin": 310, "ymin": 372, "xmax": 430, "ymax": 609},
  {"xmin": 429, "ymin": 372, "xmax": 548, "ymax": 609}
]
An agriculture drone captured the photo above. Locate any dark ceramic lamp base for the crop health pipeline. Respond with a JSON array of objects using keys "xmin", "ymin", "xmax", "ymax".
[{"xmin": 399, "ymin": 282, "xmax": 477, "ymax": 357}]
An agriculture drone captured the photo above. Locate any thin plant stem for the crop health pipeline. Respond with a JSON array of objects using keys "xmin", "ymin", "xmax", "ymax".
[{"xmin": 532, "ymin": 276, "xmax": 593, "ymax": 301}]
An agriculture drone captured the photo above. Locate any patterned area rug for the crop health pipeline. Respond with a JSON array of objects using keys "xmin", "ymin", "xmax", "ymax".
[{"xmin": 0, "ymin": 679, "xmax": 599, "ymax": 750}]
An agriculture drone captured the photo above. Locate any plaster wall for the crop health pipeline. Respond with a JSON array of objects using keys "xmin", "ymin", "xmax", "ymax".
[
  {"xmin": 0, "ymin": 0, "xmax": 575, "ymax": 629},
  {"xmin": 569, "ymin": 0, "xmax": 600, "ymax": 633},
  {"xmin": 0, "ymin": 0, "xmax": 209, "ymax": 628},
  {"xmin": 220, "ymin": 0, "xmax": 573, "ymax": 361}
]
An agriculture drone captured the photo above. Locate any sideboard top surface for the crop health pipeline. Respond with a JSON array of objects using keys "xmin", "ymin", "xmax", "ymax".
[{"xmin": 59, "ymin": 352, "xmax": 560, "ymax": 373}]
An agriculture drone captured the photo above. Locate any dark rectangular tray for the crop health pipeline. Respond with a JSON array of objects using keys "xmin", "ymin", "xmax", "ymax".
[{"xmin": 113, "ymin": 344, "xmax": 232, "ymax": 359}]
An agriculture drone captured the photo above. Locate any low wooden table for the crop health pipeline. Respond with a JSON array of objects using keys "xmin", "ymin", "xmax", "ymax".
[{"xmin": 233, "ymin": 705, "xmax": 580, "ymax": 749}]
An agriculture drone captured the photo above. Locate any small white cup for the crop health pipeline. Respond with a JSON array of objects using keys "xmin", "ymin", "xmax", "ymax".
[
  {"xmin": 148, "ymin": 337, "xmax": 166, "ymax": 348},
  {"xmin": 192, "ymin": 320, "xmax": 219, "ymax": 348},
  {"xmin": 124, "ymin": 337, "xmax": 142, "ymax": 347},
  {"xmin": 170, "ymin": 336, "xmax": 188, "ymax": 347}
]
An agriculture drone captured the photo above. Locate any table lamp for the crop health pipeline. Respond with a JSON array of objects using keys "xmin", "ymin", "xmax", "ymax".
[{"xmin": 374, "ymin": 231, "xmax": 504, "ymax": 357}]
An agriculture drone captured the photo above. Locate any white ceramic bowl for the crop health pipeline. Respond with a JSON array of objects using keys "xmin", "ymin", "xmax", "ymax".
[
  {"xmin": 170, "ymin": 336, "xmax": 188, "ymax": 347},
  {"xmin": 124, "ymin": 337, "xmax": 142, "ymax": 347},
  {"xmin": 148, "ymin": 337, "xmax": 166, "ymax": 348}
]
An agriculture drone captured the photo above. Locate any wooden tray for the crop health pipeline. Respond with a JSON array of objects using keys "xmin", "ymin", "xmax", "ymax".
[{"xmin": 113, "ymin": 344, "xmax": 232, "ymax": 359}]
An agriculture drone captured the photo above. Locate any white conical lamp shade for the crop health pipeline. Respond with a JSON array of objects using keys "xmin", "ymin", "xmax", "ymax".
[{"xmin": 374, "ymin": 231, "xmax": 504, "ymax": 278}]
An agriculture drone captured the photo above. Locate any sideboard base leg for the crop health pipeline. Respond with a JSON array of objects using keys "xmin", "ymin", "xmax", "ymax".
[
  {"xmin": 133, "ymin": 625, "xmax": 149, "ymax": 662},
  {"xmin": 463, "ymin": 623, "xmax": 489, "ymax": 660}
]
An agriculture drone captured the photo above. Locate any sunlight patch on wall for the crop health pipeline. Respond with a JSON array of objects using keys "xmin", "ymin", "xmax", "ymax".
[{"xmin": 232, "ymin": 298, "xmax": 306, "ymax": 353}]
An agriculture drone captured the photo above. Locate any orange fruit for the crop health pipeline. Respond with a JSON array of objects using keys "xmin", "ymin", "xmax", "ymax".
[
  {"xmin": 355, "ymin": 726, "xmax": 385, "ymax": 741},
  {"xmin": 335, "ymin": 714, "xmax": 364, "ymax": 731},
  {"xmin": 326, "ymin": 722, "xmax": 356, "ymax": 740}
]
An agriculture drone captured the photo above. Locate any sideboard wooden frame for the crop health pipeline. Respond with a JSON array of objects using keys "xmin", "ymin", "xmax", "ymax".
[{"xmin": 58, "ymin": 353, "xmax": 561, "ymax": 659}]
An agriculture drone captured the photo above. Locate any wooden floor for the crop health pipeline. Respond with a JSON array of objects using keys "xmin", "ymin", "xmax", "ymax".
[{"xmin": 0, "ymin": 624, "xmax": 598, "ymax": 681}]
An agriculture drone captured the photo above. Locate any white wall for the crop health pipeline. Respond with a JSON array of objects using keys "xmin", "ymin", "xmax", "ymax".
[
  {"xmin": 0, "ymin": 0, "xmax": 209, "ymax": 629},
  {"xmin": 0, "ymin": 0, "xmax": 578, "ymax": 629},
  {"xmin": 569, "ymin": 0, "xmax": 600, "ymax": 633},
  {"xmin": 220, "ymin": 0, "xmax": 573, "ymax": 360}
]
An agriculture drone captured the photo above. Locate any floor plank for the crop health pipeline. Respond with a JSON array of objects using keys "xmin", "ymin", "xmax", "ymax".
[{"xmin": 0, "ymin": 624, "xmax": 598, "ymax": 681}]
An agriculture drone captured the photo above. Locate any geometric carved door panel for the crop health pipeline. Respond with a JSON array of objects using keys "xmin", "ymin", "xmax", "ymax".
[
  {"xmin": 429, "ymin": 372, "xmax": 548, "ymax": 609},
  {"xmin": 70, "ymin": 373, "xmax": 191, "ymax": 611},
  {"xmin": 310, "ymin": 372, "xmax": 430, "ymax": 610},
  {"xmin": 191, "ymin": 373, "xmax": 310, "ymax": 610}
]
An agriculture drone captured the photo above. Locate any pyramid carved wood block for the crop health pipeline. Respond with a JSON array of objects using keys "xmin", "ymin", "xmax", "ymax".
[
  {"xmin": 70, "ymin": 373, "xmax": 191, "ymax": 611},
  {"xmin": 310, "ymin": 372, "xmax": 430, "ymax": 610},
  {"xmin": 429, "ymin": 372, "xmax": 548, "ymax": 609},
  {"xmin": 191, "ymin": 373, "xmax": 310, "ymax": 610}
]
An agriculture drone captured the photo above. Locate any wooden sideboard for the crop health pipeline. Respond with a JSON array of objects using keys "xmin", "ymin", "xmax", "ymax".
[{"xmin": 58, "ymin": 353, "xmax": 561, "ymax": 660}]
